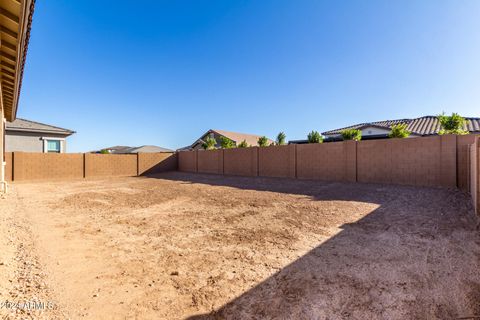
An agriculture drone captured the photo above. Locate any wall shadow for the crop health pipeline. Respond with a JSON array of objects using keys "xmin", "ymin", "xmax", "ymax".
[
  {"xmin": 139, "ymin": 154, "xmax": 178, "ymax": 176},
  {"xmin": 144, "ymin": 172, "xmax": 480, "ymax": 319}
]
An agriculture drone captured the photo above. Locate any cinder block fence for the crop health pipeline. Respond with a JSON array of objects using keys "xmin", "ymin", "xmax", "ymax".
[
  {"xmin": 179, "ymin": 135, "xmax": 480, "ymax": 214},
  {"xmin": 4, "ymin": 135, "xmax": 479, "ymax": 214},
  {"xmin": 5, "ymin": 152, "xmax": 177, "ymax": 181}
]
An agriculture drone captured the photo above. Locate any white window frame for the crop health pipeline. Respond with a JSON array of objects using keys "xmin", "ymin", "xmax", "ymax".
[{"xmin": 41, "ymin": 137, "xmax": 65, "ymax": 153}]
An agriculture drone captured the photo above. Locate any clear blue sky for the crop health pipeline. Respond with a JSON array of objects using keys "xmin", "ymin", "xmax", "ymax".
[{"xmin": 19, "ymin": 1, "xmax": 480, "ymax": 152}]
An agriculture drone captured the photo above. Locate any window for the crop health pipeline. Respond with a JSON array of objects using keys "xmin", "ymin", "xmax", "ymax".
[{"xmin": 46, "ymin": 140, "xmax": 61, "ymax": 153}]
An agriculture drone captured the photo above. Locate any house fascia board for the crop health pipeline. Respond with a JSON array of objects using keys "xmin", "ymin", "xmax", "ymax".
[{"xmin": 6, "ymin": 128, "xmax": 75, "ymax": 136}]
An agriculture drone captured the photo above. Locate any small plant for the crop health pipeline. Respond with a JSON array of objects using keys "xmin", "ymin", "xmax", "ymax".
[
  {"xmin": 341, "ymin": 129, "xmax": 362, "ymax": 141},
  {"xmin": 220, "ymin": 136, "xmax": 235, "ymax": 149},
  {"xmin": 437, "ymin": 112, "xmax": 468, "ymax": 135},
  {"xmin": 257, "ymin": 136, "xmax": 269, "ymax": 147},
  {"xmin": 388, "ymin": 124, "xmax": 410, "ymax": 138},
  {"xmin": 100, "ymin": 149, "xmax": 110, "ymax": 154},
  {"xmin": 276, "ymin": 132, "xmax": 286, "ymax": 145},
  {"xmin": 202, "ymin": 137, "xmax": 217, "ymax": 150},
  {"xmin": 307, "ymin": 131, "xmax": 323, "ymax": 143},
  {"xmin": 238, "ymin": 140, "xmax": 249, "ymax": 148}
]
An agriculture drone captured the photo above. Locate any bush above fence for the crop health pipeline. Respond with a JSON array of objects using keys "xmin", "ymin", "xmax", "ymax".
[{"xmin": 179, "ymin": 135, "xmax": 478, "ymax": 189}]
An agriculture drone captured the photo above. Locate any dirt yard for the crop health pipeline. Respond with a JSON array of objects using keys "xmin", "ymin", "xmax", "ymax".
[{"xmin": 0, "ymin": 172, "xmax": 479, "ymax": 319}]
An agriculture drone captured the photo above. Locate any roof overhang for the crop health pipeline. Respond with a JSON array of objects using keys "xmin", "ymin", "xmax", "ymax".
[
  {"xmin": 0, "ymin": 0, "xmax": 34, "ymax": 121},
  {"xmin": 5, "ymin": 127, "xmax": 75, "ymax": 136}
]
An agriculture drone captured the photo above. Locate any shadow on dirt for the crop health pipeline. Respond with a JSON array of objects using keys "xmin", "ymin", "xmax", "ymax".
[{"xmin": 144, "ymin": 171, "xmax": 480, "ymax": 319}]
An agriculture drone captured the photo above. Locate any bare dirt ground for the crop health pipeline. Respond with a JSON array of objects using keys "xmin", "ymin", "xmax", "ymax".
[{"xmin": 0, "ymin": 172, "xmax": 479, "ymax": 319}]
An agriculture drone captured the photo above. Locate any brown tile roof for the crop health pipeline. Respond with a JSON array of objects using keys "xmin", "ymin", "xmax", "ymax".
[
  {"xmin": 211, "ymin": 129, "xmax": 274, "ymax": 146},
  {"xmin": 97, "ymin": 145, "xmax": 173, "ymax": 153},
  {"xmin": 322, "ymin": 116, "xmax": 480, "ymax": 136},
  {"xmin": 183, "ymin": 129, "xmax": 274, "ymax": 150},
  {"xmin": 101, "ymin": 146, "xmax": 132, "ymax": 153},
  {"xmin": 6, "ymin": 118, "xmax": 75, "ymax": 135}
]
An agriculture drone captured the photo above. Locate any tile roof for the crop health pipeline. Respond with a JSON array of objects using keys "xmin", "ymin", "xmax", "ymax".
[
  {"xmin": 100, "ymin": 145, "xmax": 173, "ymax": 153},
  {"xmin": 211, "ymin": 129, "xmax": 274, "ymax": 146},
  {"xmin": 6, "ymin": 118, "xmax": 75, "ymax": 135},
  {"xmin": 103, "ymin": 146, "xmax": 132, "ymax": 153},
  {"xmin": 322, "ymin": 116, "xmax": 480, "ymax": 136},
  {"xmin": 126, "ymin": 145, "xmax": 173, "ymax": 153}
]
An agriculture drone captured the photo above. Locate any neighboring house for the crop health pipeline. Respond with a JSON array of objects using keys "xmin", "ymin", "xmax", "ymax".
[
  {"xmin": 97, "ymin": 145, "xmax": 173, "ymax": 154},
  {"xmin": 181, "ymin": 129, "xmax": 274, "ymax": 150},
  {"xmin": 6, "ymin": 118, "xmax": 75, "ymax": 153},
  {"xmin": 289, "ymin": 115, "xmax": 480, "ymax": 144}
]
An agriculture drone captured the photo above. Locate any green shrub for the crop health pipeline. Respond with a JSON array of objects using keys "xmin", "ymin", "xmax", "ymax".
[
  {"xmin": 276, "ymin": 132, "xmax": 286, "ymax": 145},
  {"xmin": 202, "ymin": 137, "xmax": 217, "ymax": 150},
  {"xmin": 438, "ymin": 112, "xmax": 468, "ymax": 135},
  {"xmin": 388, "ymin": 124, "xmax": 411, "ymax": 138},
  {"xmin": 220, "ymin": 136, "xmax": 235, "ymax": 149},
  {"xmin": 238, "ymin": 140, "xmax": 249, "ymax": 148},
  {"xmin": 100, "ymin": 149, "xmax": 110, "ymax": 154},
  {"xmin": 341, "ymin": 129, "xmax": 362, "ymax": 141},
  {"xmin": 257, "ymin": 136, "xmax": 269, "ymax": 147},
  {"xmin": 307, "ymin": 131, "xmax": 323, "ymax": 143}
]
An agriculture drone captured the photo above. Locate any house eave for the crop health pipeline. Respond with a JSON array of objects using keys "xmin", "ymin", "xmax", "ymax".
[
  {"xmin": 6, "ymin": 128, "xmax": 75, "ymax": 136},
  {"xmin": 2, "ymin": 0, "xmax": 35, "ymax": 121}
]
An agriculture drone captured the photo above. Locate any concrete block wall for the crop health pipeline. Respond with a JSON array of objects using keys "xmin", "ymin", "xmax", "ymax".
[
  {"xmin": 224, "ymin": 147, "xmax": 258, "ymax": 176},
  {"xmin": 457, "ymin": 134, "xmax": 478, "ymax": 192},
  {"xmin": 344, "ymin": 141, "xmax": 357, "ymax": 182},
  {"xmin": 5, "ymin": 152, "xmax": 176, "ymax": 181},
  {"xmin": 179, "ymin": 135, "xmax": 477, "ymax": 194},
  {"xmin": 296, "ymin": 141, "xmax": 354, "ymax": 181},
  {"xmin": 471, "ymin": 140, "xmax": 479, "ymax": 213},
  {"xmin": 138, "ymin": 153, "xmax": 177, "ymax": 175},
  {"xmin": 178, "ymin": 151, "xmax": 197, "ymax": 173},
  {"xmin": 197, "ymin": 149, "xmax": 224, "ymax": 174},
  {"xmin": 357, "ymin": 136, "xmax": 456, "ymax": 187},
  {"xmin": 258, "ymin": 145, "xmax": 296, "ymax": 178},
  {"xmin": 5, "ymin": 152, "xmax": 12, "ymax": 182},
  {"xmin": 439, "ymin": 135, "xmax": 458, "ymax": 187},
  {"xmin": 12, "ymin": 152, "xmax": 84, "ymax": 181},
  {"xmin": 85, "ymin": 154, "xmax": 137, "ymax": 177}
]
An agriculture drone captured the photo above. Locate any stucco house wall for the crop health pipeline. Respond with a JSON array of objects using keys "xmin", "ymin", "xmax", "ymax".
[{"xmin": 5, "ymin": 131, "xmax": 68, "ymax": 153}]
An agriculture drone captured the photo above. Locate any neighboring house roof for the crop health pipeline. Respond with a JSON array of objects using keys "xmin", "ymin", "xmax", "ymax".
[
  {"xmin": 322, "ymin": 116, "xmax": 480, "ymax": 136},
  {"xmin": 188, "ymin": 129, "xmax": 274, "ymax": 149},
  {"xmin": 213, "ymin": 129, "xmax": 274, "ymax": 146},
  {"xmin": 99, "ymin": 145, "xmax": 172, "ymax": 154},
  {"xmin": 101, "ymin": 146, "xmax": 132, "ymax": 153},
  {"xmin": 6, "ymin": 118, "xmax": 75, "ymax": 135},
  {"xmin": 125, "ymin": 145, "xmax": 173, "ymax": 153}
]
